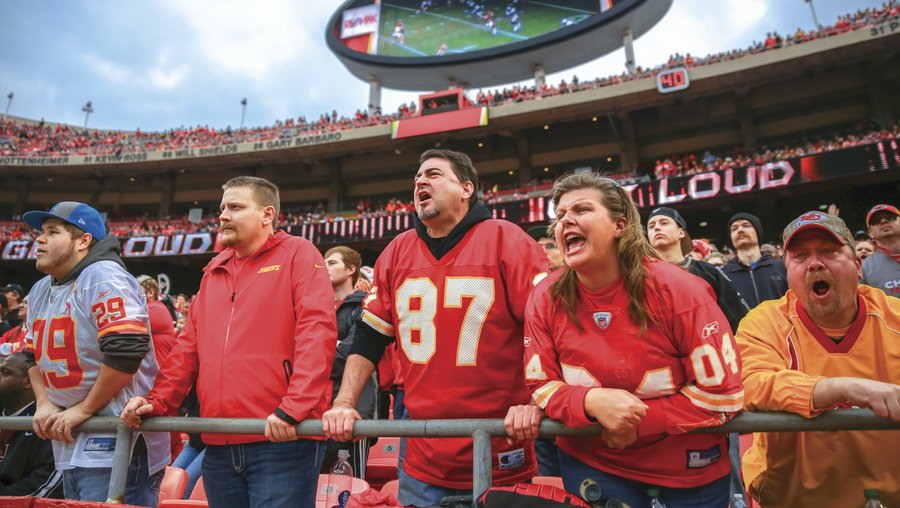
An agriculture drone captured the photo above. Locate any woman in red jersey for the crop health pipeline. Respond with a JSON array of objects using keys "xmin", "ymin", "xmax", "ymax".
[{"xmin": 506, "ymin": 172, "xmax": 744, "ymax": 508}]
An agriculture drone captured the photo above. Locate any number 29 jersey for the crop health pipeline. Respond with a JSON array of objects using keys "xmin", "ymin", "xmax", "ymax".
[
  {"xmin": 361, "ymin": 219, "xmax": 548, "ymax": 489},
  {"xmin": 27, "ymin": 259, "xmax": 169, "ymax": 473}
]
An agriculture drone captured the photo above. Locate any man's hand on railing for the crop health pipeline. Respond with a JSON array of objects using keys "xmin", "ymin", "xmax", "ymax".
[
  {"xmin": 503, "ymin": 404, "xmax": 543, "ymax": 444},
  {"xmin": 121, "ymin": 396, "xmax": 154, "ymax": 429},
  {"xmin": 265, "ymin": 413, "xmax": 301, "ymax": 442},
  {"xmin": 322, "ymin": 402, "xmax": 362, "ymax": 442},
  {"xmin": 45, "ymin": 402, "xmax": 93, "ymax": 444},
  {"xmin": 32, "ymin": 400, "xmax": 63, "ymax": 440}
]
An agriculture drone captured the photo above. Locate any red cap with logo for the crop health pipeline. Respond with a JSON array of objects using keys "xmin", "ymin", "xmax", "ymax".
[
  {"xmin": 866, "ymin": 204, "xmax": 900, "ymax": 226},
  {"xmin": 783, "ymin": 211, "xmax": 855, "ymax": 250}
]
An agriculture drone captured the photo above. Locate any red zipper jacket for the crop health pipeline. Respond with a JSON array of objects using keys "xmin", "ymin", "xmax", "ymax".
[{"xmin": 146, "ymin": 230, "xmax": 337, "ymax": 445}]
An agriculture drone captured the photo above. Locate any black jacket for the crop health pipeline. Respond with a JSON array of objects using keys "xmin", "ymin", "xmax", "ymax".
[
  {"xmin": 683, "ymin": 258, "xmax": 751, "ymax": 333},
  {"xmin": 722, "ymin": 253, "xmax": 788, "ymax": 309},
  {"xmin": 0, "ymin": 401, "xmax": 63, "ymax": 498},
  {"xmin": 331, "ymin": 290, "xmax": 376, "ymax": 419}
]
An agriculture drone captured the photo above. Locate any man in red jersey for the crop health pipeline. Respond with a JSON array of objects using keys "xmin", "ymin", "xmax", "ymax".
[{"xmin": 323, "ymin": 149, "xmax": 547, "ymax": 507}]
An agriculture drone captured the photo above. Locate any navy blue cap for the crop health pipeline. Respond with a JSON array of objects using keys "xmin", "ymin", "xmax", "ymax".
[
  {"xmin": 23, "ymin": 201, "xmax": 107, "ymax": 240},
  {"xmin": 648, "ymin": 206, "xmax": 692, "ymax": 256}
]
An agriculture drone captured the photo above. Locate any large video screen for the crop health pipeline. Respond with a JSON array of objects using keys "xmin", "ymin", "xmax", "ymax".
[{"xmin": 348, "ymin": 0, "xmax": 615, "ymax": 57}]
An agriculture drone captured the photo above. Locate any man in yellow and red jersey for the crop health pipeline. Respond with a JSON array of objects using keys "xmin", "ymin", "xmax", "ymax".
[{"xmin": 737, "ymin": 211, "xmax": 900, "ymax": 507}]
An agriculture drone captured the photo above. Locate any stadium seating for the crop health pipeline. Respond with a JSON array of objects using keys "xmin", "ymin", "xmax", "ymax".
[
  {"xmin": 531, "ymin": 476, "xmax": 565, "ymax": 489},
  {"xmin": 159, "ymin": 466, "xmax": 189, "ymax": 502},
  {"xmin": 189, "ymin": 477, "xmax": 206, "ymax": 501},
  {"xmin": 365, "ymin": 436, "xmax": 401, "ymax": 489}
]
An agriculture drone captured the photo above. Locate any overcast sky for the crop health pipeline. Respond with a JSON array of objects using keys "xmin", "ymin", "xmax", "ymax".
[{"xmin": 0, "ymin": 1, "xmax": 887, "ymax": 132}]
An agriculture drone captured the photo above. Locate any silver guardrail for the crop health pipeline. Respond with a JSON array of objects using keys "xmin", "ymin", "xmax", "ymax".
[{"xmin": 1, "ymin": 410, "xmax": 898, "ymax": 504}]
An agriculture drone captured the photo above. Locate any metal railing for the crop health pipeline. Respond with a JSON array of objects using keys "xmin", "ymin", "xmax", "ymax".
[{"xmin": 1, "ymin": 410, "xmax": 898, "ymax": 504}]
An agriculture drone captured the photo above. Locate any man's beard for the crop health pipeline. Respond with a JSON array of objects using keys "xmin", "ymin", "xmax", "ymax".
[
  {"xmin": 220, "ymin": 228, "xmax": 238, "ymax": 247},
  {"xmin": 417, "ymin": 205, "xmax": 440, "ymax": 221},
  {"xmin": 803, "ymin": 272, "xmax": 845, "ymax": 321}
]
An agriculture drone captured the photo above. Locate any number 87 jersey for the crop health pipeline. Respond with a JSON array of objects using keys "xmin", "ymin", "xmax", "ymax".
[{"xmin": 360, "ymin": 219, "xmax": 548, "ymax": 489}]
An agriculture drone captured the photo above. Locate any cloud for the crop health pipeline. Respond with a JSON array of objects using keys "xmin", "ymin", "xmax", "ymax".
[
  {"xmin": 146, "ymin": 49, "xmax": 189, "ymax": 91},
  {"xmin": 83, "ymin": 54, "xmax": 130, "ymax": 84},
  {"xmin": 159, "ymin": 0, "xmax": 331, "ymax": 81}
]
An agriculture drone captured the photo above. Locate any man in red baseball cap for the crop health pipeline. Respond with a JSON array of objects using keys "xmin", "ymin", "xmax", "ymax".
[
  {"xmin": 737, "ymin": 210, "xmax": 900, "ymax": 507},
  {"xmin": 862, "ymin": 203, "xmax": 900, "ymax": 298}
]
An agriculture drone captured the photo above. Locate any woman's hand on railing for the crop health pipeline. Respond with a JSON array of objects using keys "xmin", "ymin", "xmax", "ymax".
[
  {"xmin": 584, "ymin": 388, "xmax": 647, "ymax": 434},
  {"xmin": 504, "ymin": 404, "xmax": 543, "ymax": 444}
]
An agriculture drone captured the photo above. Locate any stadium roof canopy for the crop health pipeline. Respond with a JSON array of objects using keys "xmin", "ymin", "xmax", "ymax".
[{"xmin": 326, "ymin": 0, "xmax": 673, "ymax": 90}]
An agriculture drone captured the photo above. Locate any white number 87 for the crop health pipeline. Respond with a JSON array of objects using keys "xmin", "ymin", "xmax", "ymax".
[{"xmin": 396, "ymin": 277, "xmax": 495, "ymax": 366}]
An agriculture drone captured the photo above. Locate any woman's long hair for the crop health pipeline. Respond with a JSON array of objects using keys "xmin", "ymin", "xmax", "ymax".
[{"xmin": 549, "ymin": 172, "xmax": 659, "ymax": 333}]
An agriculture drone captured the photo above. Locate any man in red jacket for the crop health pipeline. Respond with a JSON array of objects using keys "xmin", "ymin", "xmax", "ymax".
[{"xmin": 122, "ymin": 176, "xmax": 337, "ymax": 508}]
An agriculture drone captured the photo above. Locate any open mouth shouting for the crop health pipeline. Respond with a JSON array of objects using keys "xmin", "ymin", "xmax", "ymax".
[
  {"xmin": 563, "ymin": 232, "xmax": 586, "ymax": 255},
  {"xmin": 809, "ymin": 278, "xmax": 833, "ymax": 300},
  {"xmin": 416, "ymin": 190, "xmax": 432, "ymax": 207}
]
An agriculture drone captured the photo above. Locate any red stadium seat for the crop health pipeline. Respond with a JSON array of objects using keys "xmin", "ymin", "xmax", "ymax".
[
  {"xmin": 365, "ymin": 437, "xmax": 400, "ymax": 489},
  {"xmin": 380, "ymin": 479, "xmax": 399, "ymax": 497},
  {"xmin": 531, "ymin": 476, "xmax": 564, "ymax": 489},
  {"xmin": 316, "ymin": 474, "xmax": 370, "ymax": 508},
  {"xmin": 159, "ymin": 466, "xmax": 189, "ymax": 502},
  {"xmin": 190, "ymin": 477, "xmax": 207, "ymax": 501},
  {"xmin": 158, "ymin": 501, "xmax": 208, "ymax": 507}
]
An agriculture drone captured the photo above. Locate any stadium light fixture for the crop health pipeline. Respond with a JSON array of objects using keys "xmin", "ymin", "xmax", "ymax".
[
  {"xmin": 240, "ymin": 98, "xmax": 248, "ymax": 129},
  {"xmin": 805, "ymin": 0, "xmax": 822, "ymax": 31},
  {"xmin": 543, "ymin": 124, "xmax": 550, "ymax": 130},
  {"xmin": 82, "ymin": 101, "xmax": 94, "ymax": 129},
  {"xmin": 3, "ymin": 92, "xmax": 12, "ymax": 119}
]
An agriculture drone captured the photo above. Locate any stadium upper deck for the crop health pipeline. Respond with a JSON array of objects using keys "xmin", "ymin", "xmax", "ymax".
[{"xmin": 0, "ymin": 6, "xmax": 898, "ymax": 228}]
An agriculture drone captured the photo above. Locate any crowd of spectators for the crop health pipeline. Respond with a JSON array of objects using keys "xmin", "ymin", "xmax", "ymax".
[
  {"xmin": 0, "ymin": 2, "xmax": 896, "ymax": 159},
  {"xmin": 1, "ymin": 119, "xmax": 897, "ymax": 241},
  {"xmin": 652, "ymin": 122, "xmax": 900, "ymax": 179}
]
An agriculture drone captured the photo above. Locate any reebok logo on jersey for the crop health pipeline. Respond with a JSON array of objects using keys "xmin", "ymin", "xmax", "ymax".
[
  {"xmin": 257, "ymin": 265, "xmax": 281, "ymax": 274},
  {"xmin": 701, "ymin": 321, "xmax": 719, "ymax": 338},
  {"xmin": 523, "ymin": 336, "xmax": 531, "ymax": 347},
  {"xmin": 97, "ymin": 289, "xmax": 111, "ymax": 299},
  {"xmin": 592, "ymin": 312, "xmax": 612, "ymax": 330}
]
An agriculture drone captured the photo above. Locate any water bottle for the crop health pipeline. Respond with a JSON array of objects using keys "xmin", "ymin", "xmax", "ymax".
[
  {"xmin": 648, "ymin": 488, "xmax": 666, "ymax": 508},
  {"xmin": 864, "ymin": 489, "xmax": 885, "ymax": 508},
  {"xmin": 732, "ymin": 493, "xmax": 747, "ymax": 508},
  {"xmin": 325, "ymin": 449, "xmax": 354, "ymax": 508}
]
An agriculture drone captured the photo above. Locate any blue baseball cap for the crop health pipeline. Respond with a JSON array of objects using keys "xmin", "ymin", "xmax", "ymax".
[{"xmin": 23, "ymin": 201, "xmax": 107, "ymax": 240}]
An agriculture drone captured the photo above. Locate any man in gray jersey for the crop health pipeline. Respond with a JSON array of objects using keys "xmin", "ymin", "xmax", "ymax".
[
  {"xmin": 862, "ymin": 203, "xmax": 900, "ymax": 298},
  {"xmin": 23, "ymin": 201, "xmax": 168, "ymax": 506}
]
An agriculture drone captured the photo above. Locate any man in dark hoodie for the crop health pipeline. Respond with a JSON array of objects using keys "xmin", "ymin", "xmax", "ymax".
[
  {"xmin": 0, "ymin": 352, "xmax": 63, "ymax": 498},
  {"xmin": 323, "ymin": 149, "xmax": 548, "ymax": 506},
  {"xmin": 723, "ymin": 212, "xmax": 788, "ymax": 308},
  {"xmin": 322, "ymin": 246, "xmax": 376, "ymax": 476},
  {"xmin": 22, "ymin": 201, "xmax": 169, "ymax": 505}
]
